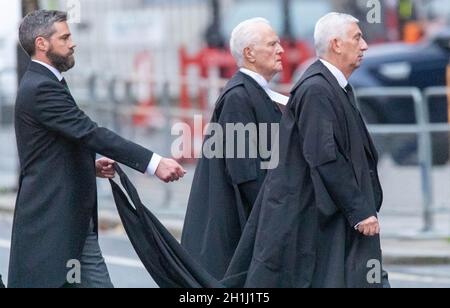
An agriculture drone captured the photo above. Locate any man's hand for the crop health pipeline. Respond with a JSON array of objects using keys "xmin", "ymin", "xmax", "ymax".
[
  {"xmin": 357, "ymin": 216, "xmax": 380, "ymax": 237},
  {"xmin": 155, "ymin": 158, "xmax": 186, "ymax": 183},
  {"xmin": 96, "ymin": 157, "xmax": 116, "ymax": 179}
]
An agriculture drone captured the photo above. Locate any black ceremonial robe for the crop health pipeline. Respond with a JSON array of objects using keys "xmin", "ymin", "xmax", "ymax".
[
  {"xmin": 223, "ymin": 60, "xmax": 388, "ymax": 288},
  {"xmin": 181, "ymin": 71, "xmax": 283, "ymax": 279},
  {"xmin": 110, "ymin": 165, "xmax": 222, "ymax": 288}
]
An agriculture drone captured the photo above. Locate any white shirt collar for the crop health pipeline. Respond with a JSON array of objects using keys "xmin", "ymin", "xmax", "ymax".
[
  {"xmin": 32, "ymin": 59, "xmax": 64, "ymax": 82},
  {"xmin": 319, "ymin": 59, "xmax": 348, "ymax": 90},
  {"xmin": 240, "ymin": 68, "xmax": 269, "ymax": 88},
  {"xmin": 239, "ymin": 68, "xmax": 289, "ymax": 106}
]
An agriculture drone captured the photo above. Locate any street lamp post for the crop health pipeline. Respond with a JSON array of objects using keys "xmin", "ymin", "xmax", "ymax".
[{"xmin": 17, "ymin": 0, "xmax": 40, "ymax": 83}]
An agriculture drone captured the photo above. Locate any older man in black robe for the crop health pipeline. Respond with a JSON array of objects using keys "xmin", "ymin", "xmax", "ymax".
[
  {"xmin": 223, "ymin": 12, "xmax": 389, "ymax": 288},
  {"xmin": 181, "ymin": 18, "xmax": 288, "ymax": 280}
]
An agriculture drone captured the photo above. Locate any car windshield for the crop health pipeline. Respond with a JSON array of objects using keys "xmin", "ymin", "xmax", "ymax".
[{"xmin": 222, "ymin": 0, "xmax": 331, "ymax": 40}]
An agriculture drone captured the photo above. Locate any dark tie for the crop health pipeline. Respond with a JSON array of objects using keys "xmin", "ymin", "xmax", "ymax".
[
  {"xmin": 345, "ymin": 84, "xmax": 373, "ymax": 152},
  {"xmin": 61, "ymin": 78, "xmax": 71, "ymax": 93},
  {"xmin": 344, "ymin": 84, "xmax": 357, "ymax": 107},
  {"xmin": 274, "ymin": 101, "xmax": 286, "ymax": 114}
]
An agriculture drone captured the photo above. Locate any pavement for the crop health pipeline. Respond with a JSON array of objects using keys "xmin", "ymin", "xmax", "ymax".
[{"xmin": 1, "ymin": 212, "xmax": 449, "ymax": 288}]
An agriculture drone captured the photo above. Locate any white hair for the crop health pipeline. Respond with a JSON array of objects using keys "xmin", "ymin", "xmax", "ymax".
[
  {"xmin": 314, "ymin": 12, "xmax": 359, "ymax": 57},
  {"xmin": 230, "ymin": 17, "xmax": 271, "ymax": 67}
]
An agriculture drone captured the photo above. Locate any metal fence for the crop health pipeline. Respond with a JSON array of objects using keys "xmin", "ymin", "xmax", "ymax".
[
  {"xmin": 75, "ymin": 75, "xmax": 222, "ymax": 217},
  {"xmin": 78, "ymin": 81, "xmax": 450, "ymax": 233},
  {"xmin": 356, "ymin": 86, "xmax": 450, "ymax": 234}
]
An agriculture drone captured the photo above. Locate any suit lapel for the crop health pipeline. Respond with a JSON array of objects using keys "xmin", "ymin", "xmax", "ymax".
[
  {"xmin": 28, "ymin": 61, "xmax": 76, "ymax": 104},
  {"xmin": 28, "ymin": 61, "xmax": 61, "ymax": 83},
  {"xmin": 318, "ymin": 61, "xmax": 378, "ymax": 162}
]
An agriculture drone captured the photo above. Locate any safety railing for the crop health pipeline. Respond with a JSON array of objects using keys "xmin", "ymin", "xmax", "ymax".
[
  {"xmin": 356, "ymin": 86, "xmax": 450, "ymax": 233},
  {"xmin": 74, "ymin": 75, "xmax": 224, "ymax": 215}
]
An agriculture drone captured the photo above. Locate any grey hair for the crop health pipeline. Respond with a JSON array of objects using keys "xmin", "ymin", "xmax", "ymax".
[
  {"xmin": 314, "ymin": 12, "xmax": 359, "ymax": 57},
  {"xmin": 230, "ymin": 17, "xmax": 271, "ymax": 67},
  {"xmin": 19, "ymin": 10, "xmax": 68, "ymax": 56}
]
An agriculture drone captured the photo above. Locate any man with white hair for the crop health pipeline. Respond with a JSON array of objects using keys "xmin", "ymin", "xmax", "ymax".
[
  {"xmin": 182, "ymin": 18, "xmax": 287, "ymax": 280},
  {"xmin": 223, "ymin": 12, "xmax": 389, "ymax": 288}
]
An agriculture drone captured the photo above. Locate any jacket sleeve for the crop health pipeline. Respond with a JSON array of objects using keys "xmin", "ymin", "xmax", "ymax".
[
  {"xmin": 33, "ymin": 80, "xmax": 153, "ymax": 173},
  {"xmin": 298, "ymin": 86, "xmax": 376, "ymax": 227}
]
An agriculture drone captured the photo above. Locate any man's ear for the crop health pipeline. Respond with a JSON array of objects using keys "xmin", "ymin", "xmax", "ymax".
[
  {"xmin": 330, "ymin": 38, "xmax": 342, "ymax": 55},
  {"xmin": 244, "ymin": 47, "xmax": 256, "ymax": 63},
  {"xmin": 35, "ymin": 37, "xmax": 49, "ymax": 53}
]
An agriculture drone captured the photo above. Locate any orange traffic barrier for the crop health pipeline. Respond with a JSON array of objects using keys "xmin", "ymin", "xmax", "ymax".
[{"xmin": 403, "ymin": 21, "xmax": 423, "ymax": 43}]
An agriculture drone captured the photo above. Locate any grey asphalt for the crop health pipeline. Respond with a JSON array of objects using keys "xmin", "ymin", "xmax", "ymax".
[{"xmin": 0, "ymin": 214, "xmax": 157, "ymax": 288}]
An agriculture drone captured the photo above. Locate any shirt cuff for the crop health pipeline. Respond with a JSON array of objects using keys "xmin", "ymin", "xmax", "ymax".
[{"xmin": 147, "ymin": 154, "xmax": 162, "ymax": 176}]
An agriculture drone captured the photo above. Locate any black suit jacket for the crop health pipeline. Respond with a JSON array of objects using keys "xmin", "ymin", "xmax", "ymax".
[{"xmin": 8, "ymin": 61, "xmax": 153, "ymax": 288}]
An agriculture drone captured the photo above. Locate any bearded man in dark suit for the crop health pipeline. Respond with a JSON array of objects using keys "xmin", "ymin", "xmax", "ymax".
[{"xmin": 9, "ymin": 10, "xmax": 186, "ymax": 288}]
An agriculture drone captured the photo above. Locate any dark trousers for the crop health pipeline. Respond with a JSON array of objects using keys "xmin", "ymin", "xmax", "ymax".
[
  {"xmin": 0, "ymin": 274, "xmax": 5, "ymax": 288},
  {"xmin": 63, "ymin": 220, "xmax": 114, "ymax": 288}
]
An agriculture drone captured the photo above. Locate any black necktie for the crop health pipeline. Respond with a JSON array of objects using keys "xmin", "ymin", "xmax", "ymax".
[
  {"xmin": 345, "ymin": 84, "xmax": 372, "ymax": 152},
  {"xmin": 344, "ymin": 84, "xmax": 357, "ymax": 107},
  {"xmin": 61, "ymin": 78, "xmax": 71, "ymax": 93},
  {"xmin": 273, "ymin": 101, "xmax": 286, "ymax": 114}
]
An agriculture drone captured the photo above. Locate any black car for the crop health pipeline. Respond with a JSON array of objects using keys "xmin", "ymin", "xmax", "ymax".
[{"xmin": 350, "ymin": 29, "xmax": 450, "ymax": 165}]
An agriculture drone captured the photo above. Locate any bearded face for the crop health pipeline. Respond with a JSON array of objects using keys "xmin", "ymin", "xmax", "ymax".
[{"xmin": 46, "ymin": 45, "xmax": 75, "ymax": 73}]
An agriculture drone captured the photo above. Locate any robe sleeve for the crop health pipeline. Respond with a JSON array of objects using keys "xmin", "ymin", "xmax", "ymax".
[
  {"xmin": 218, "ymin": 90, "xmax": 260, "ymax": 186},
  {"xmin": 298, "ymin": 86, "xmax": 377, "ymax": 227}
]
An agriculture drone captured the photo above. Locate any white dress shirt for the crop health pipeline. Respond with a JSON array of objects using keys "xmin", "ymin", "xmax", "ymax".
[
  {"xmin": 32, "ymin": 59, "xmax": 64, "ymax": 82},
  {"xmin": 147, "ymin": 154, "xmax": 162, "ymax": 175},
  {"xmin": 319, "ymin": 59, "xmax": 349, "ymax": 91},
  {"xmin": 32, "ymin": 59, "xmax": 161, "ymax": 175},
  {"xmin": 239, "ymin": 68, "xmax": 289, "ymax": 106}
]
